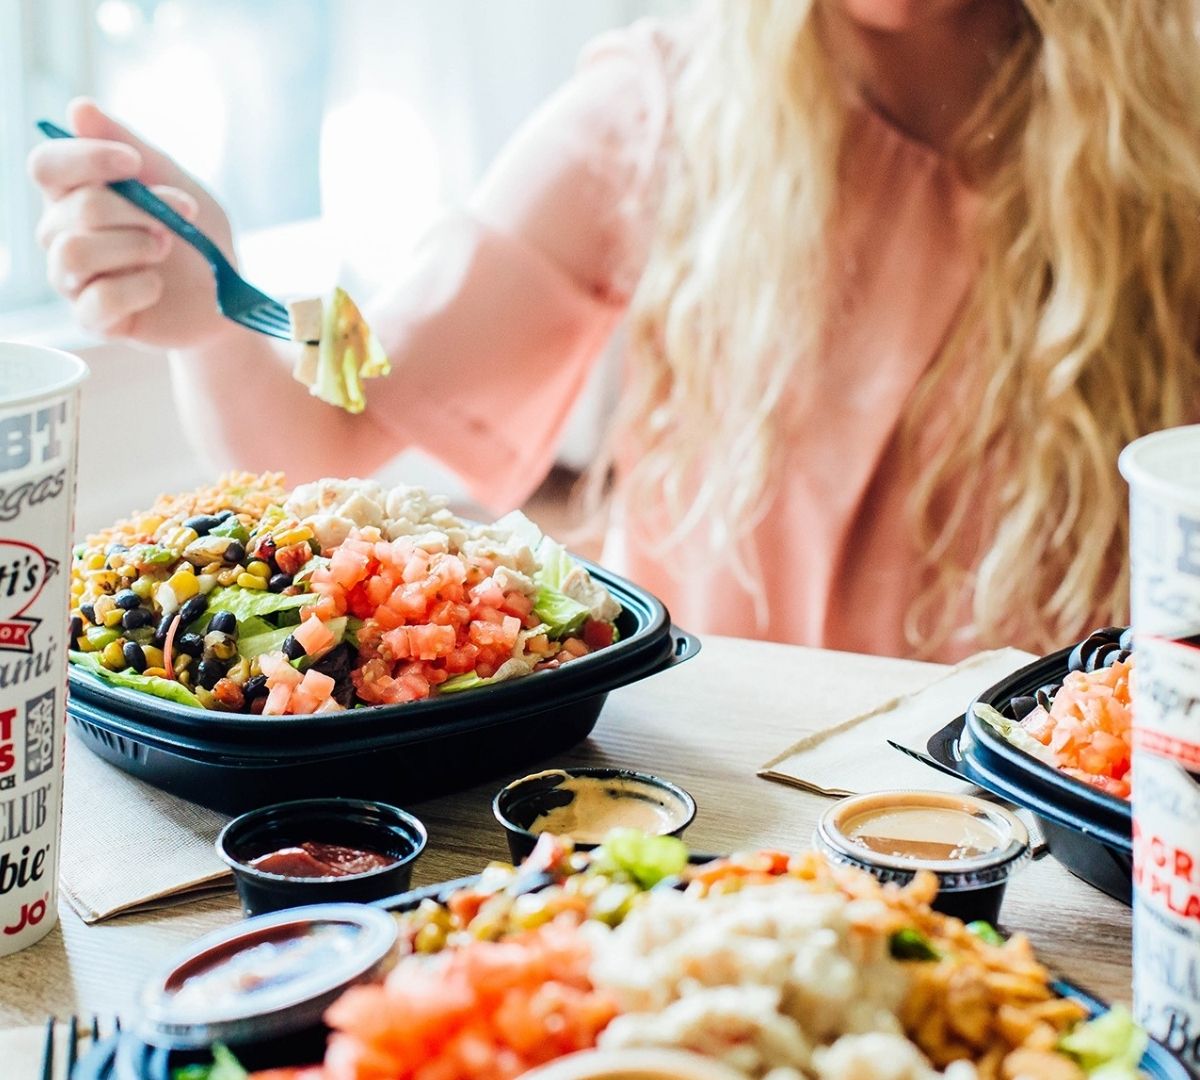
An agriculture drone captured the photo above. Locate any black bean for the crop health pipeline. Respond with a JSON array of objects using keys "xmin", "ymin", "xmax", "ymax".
[
  {"xmin": 1119, "ymin": 626, "xmax": 1134, "ymax": 652},
  {"xmin": 196, "ymin": 658, "xmax": 225, "ymax": 690},
  {"xmin": 223, "ymin": 540, "xmax": 246, "ymax": 565},
  {"xmin": 282, "ymin": 634, "xmax": 306, "ymax": 661},
  {"xmin": 122, "ymin": 641, "xmax": 147, "ymax": 673},
  {"xmin": 184, "ymin": 514, "xmax": 224, "ymax": 536},
  {"xmin": 209, "ymin": 611, "xmax": 237, "ymax": 636},
  {"xmin": 68, "ymin": 615, "xmax": 83, "ymax": 647},
  {"xmin": 122, "ymin": 608, "xmax": 153, "ymax": 631},
  {"xmin": 176, "ymin": 633, "xmax": 204, "ymax": 658},
  {"xmin": 105, "ymin": 543, "xmax": 129, "ymax": 556},
  {"xmin": 242, "ymin": 674, "xmax": 269, "ymax": 700},
  {"xmin": 153, "ymin": 613, "xmax": 175, "ymax": 646},
  {"xmin": 113, "ymin": 589, "xmax": 140, "ymax": 610},
  {"xmin": 80, "ymin": 602, "xmax": 97, "ymax": 625},
  {"xmin": 215, "ymin": 509, "xmax": 235, "ymax": 521},
  {"xmin": 268, "ymin": 573, "xmax": 293, "ymax": 593},
  {"xmin": 179, "ymin": 594, "xmax": 208, "ymax": 627}
]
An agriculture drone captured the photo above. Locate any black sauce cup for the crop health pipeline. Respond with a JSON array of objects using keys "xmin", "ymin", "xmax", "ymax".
[
  {"xmin": 217, "ymin": 798, "xmax": 428, "ymax": 916},
  {"xmin": 493, "ymin": 767, "xmax": 697, "ymax": 862}
]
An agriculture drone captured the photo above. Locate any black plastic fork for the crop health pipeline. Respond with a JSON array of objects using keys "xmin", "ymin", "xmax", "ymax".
[
  {"xmin": 39, "ymin": 1014, "xmax": 121, "ymax": 1079},
  {"xmin": 36, "ymin": 120, "xmax": 312, "ymax": 344}
]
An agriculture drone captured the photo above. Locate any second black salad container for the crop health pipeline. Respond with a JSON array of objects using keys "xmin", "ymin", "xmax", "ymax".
[
  {"xmin": 66, "ymin": 559, "xmax": 700, "ymax": 814},
  {"xmin": 924, "ymin": 629, "xmax": 1133, "ymax": 905}
]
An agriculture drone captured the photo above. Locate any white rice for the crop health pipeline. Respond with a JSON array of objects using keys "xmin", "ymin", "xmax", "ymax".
[{"xmin": 587, "ymin": 881, "xmax": 978, "ymax": 1080}]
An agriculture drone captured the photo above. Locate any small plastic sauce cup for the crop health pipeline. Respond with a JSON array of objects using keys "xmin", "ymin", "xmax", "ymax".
[{"xmin": 814, "ymin": 790, "xmax": 1030, "ymax": 924}]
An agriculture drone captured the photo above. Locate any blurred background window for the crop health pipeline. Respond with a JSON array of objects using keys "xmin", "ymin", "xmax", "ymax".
[{"xmin": 2, "ymin": 0, "xmax": 685, "ymax": 317}]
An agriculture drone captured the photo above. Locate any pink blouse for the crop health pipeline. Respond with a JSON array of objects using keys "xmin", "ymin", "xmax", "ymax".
[{"xmin": 319, "ymin": 20, "xmax": 980, "ymax": 660}]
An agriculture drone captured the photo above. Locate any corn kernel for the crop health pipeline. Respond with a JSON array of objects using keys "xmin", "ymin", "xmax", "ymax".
[
  {"xmin": 102, "ymin": 608, "xmax": 124, "ymax": 629},
  {"xmin": 174, "ymin": 655, "xmax": 193, "ymax": 673},
  {"xmin": 84, "ymin": 552, "xmax": 106, "ymax": 571},
  {"xmin": 132, "ymin": 577, "xmax": 154, "ymax": 599},
  {"xmin": 273, "ymin": 526, "xmax": 314, "ymax": 546},
  {"xmin": 100, "ymin": 640, "xmax": 127, "ymax": 670},
  {"xmin": 89, "ymin": 570, "xmax": 120, "ymax": 594},
  {"xmin": 236, "ymin": 573, "xmax": 267, "ymax": 590},
  {"xmin": 246, "ymin": 560, "xmax": 271, "ymax": 579},
  {"xmin": 216, "ymin": 568, "xmax": 240, "ymax": 587},
  {"xmin": 167, "ymin": 570, "xmax": 200, "ymax": 602},
  {"xmin": 143, "ymin": 646, "xmax": 165, "ymax": 669},
  {"xmin": 226, "ymin": 657, "xmax": 251, "ymax": 686},
  {"xmin": 142, "ymin": 667, "xmax": 167, "ymax": 679}
]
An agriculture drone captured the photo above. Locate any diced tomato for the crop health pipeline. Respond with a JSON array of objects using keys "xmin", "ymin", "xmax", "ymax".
[
  {"xmin": 262, "ymin": 683, "xmax": 293, "ymax": 716},
  {"xmin": 260, "ymin": 652, "xmax": 303, "ymax": 688},
  {"xmin": 581, "ymin": 619, "xmax": 614, "ymax": 651},
  {"xmin": 500, "ymin": 591, "xmax": 534, "ymax": 622},
  {"xmin": 293, "ymin": 615, "xmax": 336, "ymax": 657},
  {"xmin": 329, "ymin": 547, "xmax": 372, "ymax": 589},
  {"xmin": 300, "ymin": 668, "xmax": 335, "ymax": 699}
]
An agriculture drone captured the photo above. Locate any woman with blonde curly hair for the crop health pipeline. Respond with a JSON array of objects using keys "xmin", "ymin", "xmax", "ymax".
[{"xmin": 28, "ymin": 0, "xmax": 1200, "ymax": 660}]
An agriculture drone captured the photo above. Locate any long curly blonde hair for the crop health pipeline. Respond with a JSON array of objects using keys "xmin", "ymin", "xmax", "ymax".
[{"xmin": 583, "ymin": 0, "xmax": 1200, "ymax": 655}]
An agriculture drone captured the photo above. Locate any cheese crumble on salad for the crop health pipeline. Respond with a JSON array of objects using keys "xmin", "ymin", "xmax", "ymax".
[{"xmin": 69, "ymin": 474, "xmax": 620, "ymax": 715}]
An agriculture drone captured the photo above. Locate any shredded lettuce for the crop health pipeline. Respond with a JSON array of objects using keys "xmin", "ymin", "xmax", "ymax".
[
  {"xmin": 240, "ymin": 617, "xmax": 347, "ymax": 663},
  {"xmin": 590, "ymin": 828, "xmax": 688, "ymax": 889},
  {"xmin": 172, "ymin": 1043, "xmax": 248, "ymax": 1080},
  {"xmin": 70, "ymin": 651, "xmax": 203, "ymax": 708},
  {"xmin": 532, "ymin": 584, "xmax": 589, "ymax": 640},
  {"xmin": 199, "ymin": 585, "xmax": 313, "ymax": 624},
  {"xmin": 973, "ymin": 702, "xmax": 1059, "ymax": 765},
  {"xmin": 440, "ymin": 658, "xmax": 533, "ymax": 694},
  {"xmin": 311, "ymin": 287, "xmax": 390, "ymax": 414},
  {"xmin": 1058, "ymin": 1006, "xmax": 1148, "ymax": 1080}
]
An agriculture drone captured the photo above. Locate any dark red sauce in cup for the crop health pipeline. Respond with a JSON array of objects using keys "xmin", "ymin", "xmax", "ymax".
[{"xmin": 248, "ymin": 842, "xmax": 397, "ymax": 879}]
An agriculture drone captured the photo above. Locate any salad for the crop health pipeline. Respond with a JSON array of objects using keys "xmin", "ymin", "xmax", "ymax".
[
  {"xmin": 288, "ymin": 289, "xmax": 390, "ymax": 414},
  {"xmin": 975, "ymin": 627, "xmax": 1133, "ymax": 800},
  {"xmin": 179, "ymin": 833, "xmax": 1149, "ymax": 1080},
  {"xmin": 69, "ymin": 474, "xmax": 620, "ymax": 715}
]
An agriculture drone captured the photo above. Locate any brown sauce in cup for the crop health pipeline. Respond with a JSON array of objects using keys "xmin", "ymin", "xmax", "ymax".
[{"xmin": 844, "ymin": 806, "xmax": 1001, "ymax": 862}]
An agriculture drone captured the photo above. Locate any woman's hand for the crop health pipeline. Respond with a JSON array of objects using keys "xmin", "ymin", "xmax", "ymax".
[{"xmin": 28, "ymin": 98, "xmax": 237, "ymax": 347}]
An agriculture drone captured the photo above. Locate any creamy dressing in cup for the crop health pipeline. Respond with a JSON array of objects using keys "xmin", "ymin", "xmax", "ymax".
[{"xmin": 815, "ymin": 791, "xmax": 1029, "ymax": 924}]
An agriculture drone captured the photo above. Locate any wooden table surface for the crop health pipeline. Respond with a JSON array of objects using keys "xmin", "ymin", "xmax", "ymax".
[{"xmin": 0, "ymin": 637, "xmax": 1133, "ymax": 1073}]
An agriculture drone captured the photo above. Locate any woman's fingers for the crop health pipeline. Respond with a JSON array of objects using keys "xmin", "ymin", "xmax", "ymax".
[
  {"xmin": 47, "ymin": 227, "xmax": 171, "ymax": 299},
  {"xmin": 35, "ymin": 184, "xmax": 198, "ymax": 250},
  {"xmin": 27, "ymin": 138, "xmax": 142, "ymax": 200},
  {"xmin": 73, "ymin": 269, "xmax": 165, "ymax": 336}
]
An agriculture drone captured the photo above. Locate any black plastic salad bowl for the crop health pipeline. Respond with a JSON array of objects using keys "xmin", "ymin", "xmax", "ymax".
[
  {"xmin": 925, "ymin": 641, "xmax": 1132, "ymax": 905},
  {"xmin": 67, "ymin": 559, "xmax": 700, "ymax": 814}
]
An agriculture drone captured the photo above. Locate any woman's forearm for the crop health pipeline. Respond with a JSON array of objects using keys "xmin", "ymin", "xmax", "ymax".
[{"xmin": 168, "ymin": 321, "xmax": 397, "ymax": 483}]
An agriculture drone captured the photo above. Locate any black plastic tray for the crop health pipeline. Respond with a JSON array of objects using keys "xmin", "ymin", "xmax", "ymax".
[
  {"xmin": 67, "ymin": 560, "xmax": 699, "ymax": 813},
  {"xmin": 927, "ymin": 642, "xmax": 1132, "ymax": 905},
  {"xmin": 73, "ymin": 866, "xmax": 1186, "ymax": 1080}
]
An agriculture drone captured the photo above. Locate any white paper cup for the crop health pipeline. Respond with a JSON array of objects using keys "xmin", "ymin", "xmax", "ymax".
[
  {"xmin": 1120, "ymin": 425, "xmax": 1200, "ymax": 1069},
  {"xmin": 0, "ymin": 343, "xmax": 87, "ymax": 956}
]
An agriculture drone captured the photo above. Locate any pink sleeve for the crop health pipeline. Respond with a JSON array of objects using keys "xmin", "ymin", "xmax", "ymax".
[{"xmin": 364, "ymin": 21, "xmax": 672, "ymax": 513}]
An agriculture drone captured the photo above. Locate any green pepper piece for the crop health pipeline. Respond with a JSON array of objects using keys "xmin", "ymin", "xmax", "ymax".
[
  {"xmin": 965, "ymin": 920, "xmax": 1005, "ymax": 946},
  {"xmin": 210, "ymin": 517, "xmax": 249, "ymax": 544},
  {"xmin": 890, "ymin": 928, "xmax": 942, "ymax": 961}
]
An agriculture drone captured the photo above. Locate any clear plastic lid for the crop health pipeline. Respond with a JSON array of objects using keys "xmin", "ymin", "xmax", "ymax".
[
  {"xmin": 138, "ymin": 903, "xmax": 397, "ymax": 1048},
  {"xmin": 814, "ymin": 790, "xmax": 1030, "ymax": 891}
]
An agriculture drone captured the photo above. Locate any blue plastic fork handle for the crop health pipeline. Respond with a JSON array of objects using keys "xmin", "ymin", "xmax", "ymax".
[{"xmin": 36, "ymin": 120, "xmax": 232, "ymax": 274}]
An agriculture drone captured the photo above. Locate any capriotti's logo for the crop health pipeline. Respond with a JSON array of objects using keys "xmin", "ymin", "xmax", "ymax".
[{"xmin": 0, "ymin": 541, "xmax": 55, "ymax": 653}]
